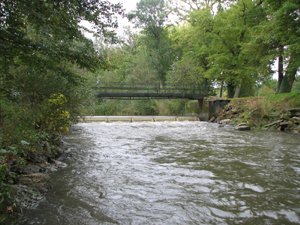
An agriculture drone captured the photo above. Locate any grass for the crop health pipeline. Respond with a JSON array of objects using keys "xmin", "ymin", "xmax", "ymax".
[{"xmin": 265, "ymin": 92, "xmax": 300, "ymax": 108}]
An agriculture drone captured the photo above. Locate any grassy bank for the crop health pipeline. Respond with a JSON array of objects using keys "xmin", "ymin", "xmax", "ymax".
[{"xmin": 216, "ymin": 92, "xmax": 300, "ymax": 133}]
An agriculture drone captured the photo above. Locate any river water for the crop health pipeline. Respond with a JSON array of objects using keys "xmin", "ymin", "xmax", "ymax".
[{"xmin": 22, "ymin": 121, "xmax": 300, "ymax": 224}]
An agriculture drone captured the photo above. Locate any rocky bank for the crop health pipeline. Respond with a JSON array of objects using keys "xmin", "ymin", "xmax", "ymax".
[
  {"xmin": 210, "ymin": 95, "xmax": 300, "ymax": 134},
  {"xmin": 2, "ymin": 139, "xmax": 70, "ymax": 223}
]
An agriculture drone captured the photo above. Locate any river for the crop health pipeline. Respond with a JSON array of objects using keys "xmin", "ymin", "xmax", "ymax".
[{"xmin": 21, "ymin": 120, "xmax": 300, "ymax": 224}]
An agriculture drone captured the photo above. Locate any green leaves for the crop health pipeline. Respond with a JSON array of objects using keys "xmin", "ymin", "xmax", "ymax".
[
  {"xmin": 20, "ymin": 140, "xmax": 30, "ymax": 146},
  {"xmin": 0, "ymin": 150, "xmax": 6, "ymax": 155},
  {"xmin": 1, "ymin": 0, "xmax": 125, "ymax": 79},
  {"xmin": 129, "ymin": 0, "xmax": 175, "ymax": 85}
]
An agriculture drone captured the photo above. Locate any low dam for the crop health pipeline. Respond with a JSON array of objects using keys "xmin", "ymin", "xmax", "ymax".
[{"xmin": 79, "ymin": 116, "xmax": 200, "ymax": 123}]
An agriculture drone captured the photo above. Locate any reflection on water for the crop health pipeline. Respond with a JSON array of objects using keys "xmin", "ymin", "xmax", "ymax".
[{"xmin": 22, "ymin": 121, "xmax": 300, "ymax": 224}]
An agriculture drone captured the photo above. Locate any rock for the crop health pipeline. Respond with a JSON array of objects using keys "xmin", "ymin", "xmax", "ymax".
[
  {"xmin": 55, "ymin": 146, "xmax": 63, "ymax": 155},
  {"xmin": 293, "ymin": 117, "xmax": 300, "ymax": 124},
  {"xmin": 230, "ymin": 108, "xmax": 239, "ymax": 114},
  {"xmin": 21, "ymin": 165, "xmax": 42, "ymax": 174},
  {"xmin": 18, "ymin": 173, "xmax": 52, "ymax": 193},
  {"xmin": 264, "ymin": 120, "xmax": 283, "ymax": 128},
  {"xmin": 235, "ymin": 125, "xmax": 251, "ymax": 131},
  {"xmin": 8, "ymin": 185, "xmax": 45, "ymax": 211},
  {"xmin": 270, "ymin": 113, "xmax": 280, "ymax": 118},
  {"xmin": 209, "ymin": 117, "xmax": 216, "ymax": 122},
  {"xmin": 290, "ymin": 108, "xmax": 300, "ymax": 117},
  {"xmin": 280, "ymin": 122, "xmax": 289, "ymax": 126},
  {"xmin": 41, "ymin": 141, "xmax": 51, "ymax": 154},
  {"xmin": 51, "ymin": 159, "xmax": 68, "ymax": 169},
  {"xmin": 41, "ymin": 160, "xmax": 67, "ymax": 172},
  {"xmin": 280, "ymin": 114, "xmax": 291, "ymax": 120},
  {"xmin": 280, "ymin": 122, "xmax": 289, "ymax": 131},
  {"xmin": 220, "ymin": 119, "xmax": 232, "ymax": 124}
]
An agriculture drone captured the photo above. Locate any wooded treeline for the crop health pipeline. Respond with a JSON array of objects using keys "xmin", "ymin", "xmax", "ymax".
[{"xmin": 92, "ymin": 0, "xmax": 299, "ymax": 115}]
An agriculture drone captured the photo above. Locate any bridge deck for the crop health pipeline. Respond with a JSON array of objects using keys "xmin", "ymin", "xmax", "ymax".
[
  {"xmin": 94, "ymin": 83, "xmax": 210, "ymax": 100},
  {"xmin": 96, "ymin": 93, "xmax": 206, "ymax": 100}
]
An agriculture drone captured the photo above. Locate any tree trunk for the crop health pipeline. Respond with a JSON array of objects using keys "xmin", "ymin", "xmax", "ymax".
[
  {"xmin": 277, "ymin": 54, "xmax": 283, "ymax": 93},
  {"xmin": 234, "ymin": 83, "xmax": 242, "ymax": 98},
  {"xmin": 220, "ymin": 81, "xmax": 223, "ymax": 98},
  {"xmin": 279, "ymin": 72, "xmax": 296, "ymax": 93},
  {"xmin": 279, "ymin": 54, "xmax": 297, "ymax": 93},
  {"xmin": 279, "ymin": 75, "xmax": 290, "ymax": 93},
  {"xmin": 227, "ymin": 82, "xmax": 235, "ymax": 98}
]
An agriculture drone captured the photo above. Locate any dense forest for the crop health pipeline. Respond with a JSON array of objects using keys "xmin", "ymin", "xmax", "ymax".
[{"xmin": 0, "ymin": 0, "xmax": 299, "ymax": 222}]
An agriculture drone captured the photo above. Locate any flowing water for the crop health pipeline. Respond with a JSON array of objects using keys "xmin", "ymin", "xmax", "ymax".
[{"xmin": 22, "ymin": 121, "xmax": 300, "ymax": 224}]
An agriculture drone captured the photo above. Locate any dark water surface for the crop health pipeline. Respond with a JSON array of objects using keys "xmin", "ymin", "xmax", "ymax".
[{"xmin": 22, "ymin": 121, "xmax": 300, "ymax": 224}]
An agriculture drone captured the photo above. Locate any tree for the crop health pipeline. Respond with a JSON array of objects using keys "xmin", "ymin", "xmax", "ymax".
[
  {"xmin": 0, "ymin": 0, "xmax": 124, "ymax": 90},
  {"xmin": 129, "ymin": 0, "xmax": 175, "ymax": 86},
  {"xmin": 168, "ymin": 1, "xmax": 267, "ymax": 98},
  {"xmin": 167, "ymin": 9, "xmax": 213, "ymax": 86},
  {"xmin": 257, "ymin": 0, "xmax": 300, "ymax": 93},
  {"xmin": 0, "ymin": 0, "xmax": 125, "ymax": 130},
  {"xmin": 269, "ymin": 0, "xmax": 300, "ymax": 93},
  {"xmin": 166, "ymin": 0, "xmax": 225, "ymax": 21}
]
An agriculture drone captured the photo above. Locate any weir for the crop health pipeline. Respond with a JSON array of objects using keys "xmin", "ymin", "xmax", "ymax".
[{"xmin": 79, "ymin": 116, "xmax": 200, "ymax": 123}]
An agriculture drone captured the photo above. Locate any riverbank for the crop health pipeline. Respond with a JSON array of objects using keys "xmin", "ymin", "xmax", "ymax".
[
  {"xmin": 0, "ymin": 138, "xmax": 68, "ymax": 224},
  {"xmin": 212, "ymin": 92, "xmax": 300, "ymax": 134}
]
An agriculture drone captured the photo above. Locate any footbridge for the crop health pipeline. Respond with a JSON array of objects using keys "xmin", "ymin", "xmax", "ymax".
[{"xmin": 94, "ymin": 82, "xmax": 211, "ymax": 100}]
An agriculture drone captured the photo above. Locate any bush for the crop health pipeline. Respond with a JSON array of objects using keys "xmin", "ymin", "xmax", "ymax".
[
  {"xmin": 258, "ymin": 85, "xmax": 276, "ymax": 97},
  {"xmin": 156, "ymin": 99, "xmax": 187, "ymax": 116}
]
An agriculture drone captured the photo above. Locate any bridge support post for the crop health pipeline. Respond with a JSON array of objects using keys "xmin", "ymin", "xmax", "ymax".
[{"xmin": 198, "ymin": 99, "xmax": 203, "ymax": 113}]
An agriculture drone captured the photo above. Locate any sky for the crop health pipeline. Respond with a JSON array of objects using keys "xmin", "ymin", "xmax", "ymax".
[
  {"xmin": 80, "ymin": 0, "xmax": 139, "ymax": 39},
  {"xmin": 110, "ymin": 0, "xmax": 139, "ymax": 32}
]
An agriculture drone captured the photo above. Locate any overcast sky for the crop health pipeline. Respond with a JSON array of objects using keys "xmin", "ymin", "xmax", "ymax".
[{"xmin": 111, "ymin": 0, "xmax": 139, "ymax": 34}]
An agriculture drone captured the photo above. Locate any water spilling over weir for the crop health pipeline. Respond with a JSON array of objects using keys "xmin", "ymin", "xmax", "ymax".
[
  {"xmin": 21, "ymin": 119, "xmax": 300, "ymax": 224},
  {"xmin": 79, "ymin": 116, "xmax": 200, "ymax": 123}
]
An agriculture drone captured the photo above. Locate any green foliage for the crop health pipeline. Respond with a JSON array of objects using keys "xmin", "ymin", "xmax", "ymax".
[
  {"xmin": 133, "ymin": 100, "xmax": 158, "ymax": 115},
  {"xmin": 291, "ymin": 79, "xmax": 300, "ymax": 92},
  {"xmin": 37, "ymin": 94, "xmax": 71, "ymax": 135},
  {"xmin": 166, "ymin": 55, "xmax": 205, "ymax": 84},
  {"xmin": 129, "ymin": 0, "xmax": 175, "ymax": 85},
  {"xmin": 257, "ymin": 0, "xmax": 300, "ymax": 93},
  {"xmin": 0, "ymin": 164, "xmax": 11, "ymax": 222},
  {"xmin": 0, "ymin": 0, "xmax": 124, "ymax": 72},
  {"xmin": 258, "ymin": 85, "xmax": 276, "ymax": 97}
]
